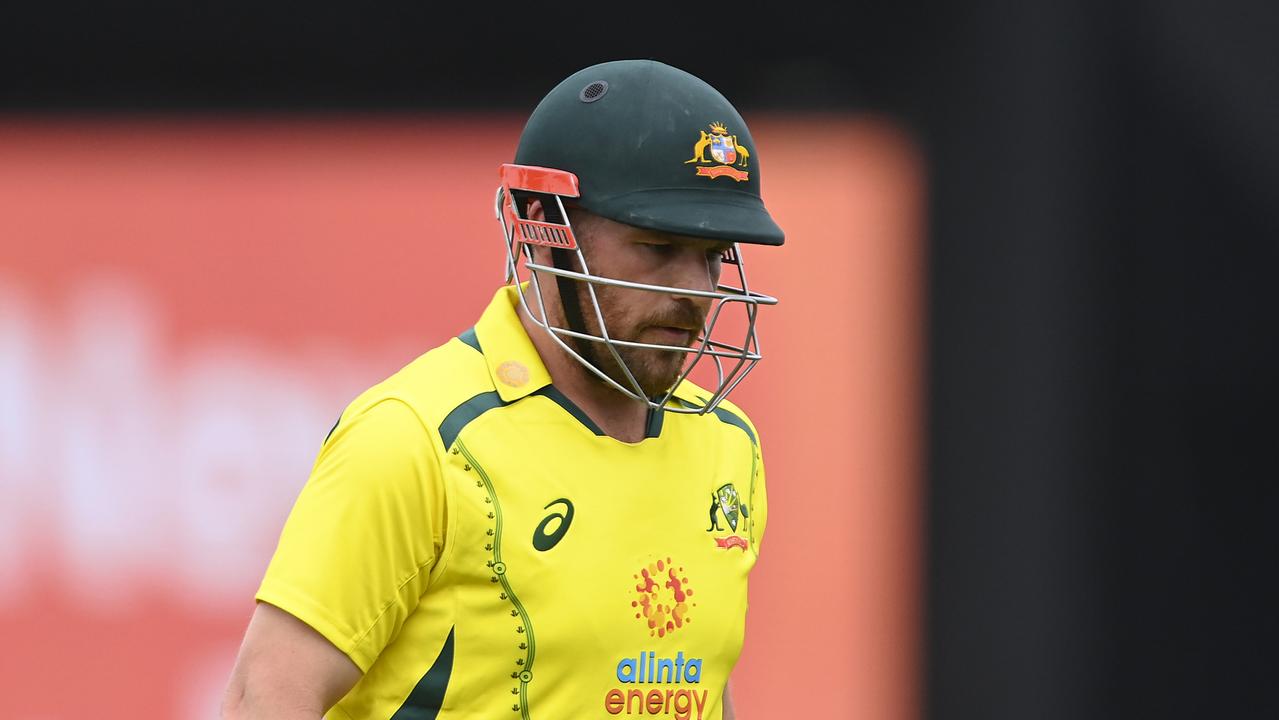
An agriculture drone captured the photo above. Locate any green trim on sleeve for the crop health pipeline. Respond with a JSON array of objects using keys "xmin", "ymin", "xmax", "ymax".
[
  {"xmin": 439, "ymin": 391, "xmax": 507, "ymax": 448},
  {"xmin": 457, "ymin": 327, "xmax": 482, "ymax": 353},
  {"xmin": 389, "ymin": 626, "xmax": 455, "ymax": 720},
  {"xmin": 710, "ymin": 405, "xmax": 756, "ymax": 445}
]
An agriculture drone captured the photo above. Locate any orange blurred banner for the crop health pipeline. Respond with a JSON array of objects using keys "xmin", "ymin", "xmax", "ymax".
[{"xmin": 0, "ymin": 117, "xmax": 921, "ymax": 719}]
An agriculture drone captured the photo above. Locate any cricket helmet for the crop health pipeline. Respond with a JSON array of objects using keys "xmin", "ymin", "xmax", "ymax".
[{"xmin": 495, "ymin": 59, "xmax": 783, "ymax": 414}]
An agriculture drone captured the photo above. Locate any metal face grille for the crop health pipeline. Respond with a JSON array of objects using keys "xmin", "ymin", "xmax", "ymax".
[
  {"xmin": 518, "ymin": 220, "xmax": 574, "ymax": 248},
  {"xmin": 493, "ymin": 175, "xmax": 777, "ymax": 415}
]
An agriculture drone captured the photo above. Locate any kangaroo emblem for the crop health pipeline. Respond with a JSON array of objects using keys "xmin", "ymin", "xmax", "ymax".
[{"xmin": 685, "ymin": 122, "xmax": 750, "ymax": 168}]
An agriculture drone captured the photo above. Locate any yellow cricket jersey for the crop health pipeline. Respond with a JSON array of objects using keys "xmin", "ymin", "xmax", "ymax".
[{"xmin": 257, "ymin": 284, "xmax": 768, "ymax": 720}]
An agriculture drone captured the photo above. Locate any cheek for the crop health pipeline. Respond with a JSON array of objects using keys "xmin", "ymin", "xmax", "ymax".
[{"xmin": 594, "ymin": 286, "xmax": 648, "ymax": 331}]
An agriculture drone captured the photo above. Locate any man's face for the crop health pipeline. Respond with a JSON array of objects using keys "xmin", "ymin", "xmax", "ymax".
[{"xmin": 562, "ymin": 211, "xmax": 730, "ymax": 398}]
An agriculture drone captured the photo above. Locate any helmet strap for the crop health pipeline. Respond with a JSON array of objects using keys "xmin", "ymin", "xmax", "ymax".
[
  {"xmin": 550, "ymin": 247, "xmax": 604, "ymax": 373},
  {"xmin": 537, "ymin": 195, "xmax": 602, "ymax": 373}
]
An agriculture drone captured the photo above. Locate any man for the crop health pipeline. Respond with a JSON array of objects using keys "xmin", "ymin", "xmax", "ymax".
[{"xmin": 223, "ymin": 59, "xmax": 784, "ymax": 720}]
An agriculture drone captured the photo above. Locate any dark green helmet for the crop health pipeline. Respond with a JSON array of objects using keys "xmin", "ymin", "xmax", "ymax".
[{"xmin": 513, "ymin": 59, "xmax": 784, "ymax": 246}]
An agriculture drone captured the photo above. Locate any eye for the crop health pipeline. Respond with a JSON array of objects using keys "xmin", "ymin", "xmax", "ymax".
[{"xmin": 638, "ymin": 240, "xmax": 675, "ymax": 254}]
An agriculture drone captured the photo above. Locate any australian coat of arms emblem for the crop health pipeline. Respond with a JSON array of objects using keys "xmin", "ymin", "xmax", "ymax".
[{"xmin": 685, "ymin": 122, "xmax": 751, "ymax": 182}]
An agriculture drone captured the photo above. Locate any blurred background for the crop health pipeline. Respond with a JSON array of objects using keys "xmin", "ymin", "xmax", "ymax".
[{"xmin": 1, "ymin": 1, "xmax": 1275, "ymax": 719}]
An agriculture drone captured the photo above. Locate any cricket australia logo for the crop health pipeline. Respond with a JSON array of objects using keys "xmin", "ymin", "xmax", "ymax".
[
  {"xmin": 706, "ymin": 483, "xmax": 750, "ymax": 550},
  {"xmin": 685, "ymin": 122, "xmax": 750, "ymax": 182}
]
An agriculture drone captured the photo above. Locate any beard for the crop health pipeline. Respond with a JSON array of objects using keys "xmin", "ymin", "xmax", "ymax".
[{"xmin": 570, "ymin": 282, "xmax": 707, "ymax": 399}]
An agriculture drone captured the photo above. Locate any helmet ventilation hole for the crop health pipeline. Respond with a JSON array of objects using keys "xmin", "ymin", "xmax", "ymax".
[{"xmin": 579, "ymin": 80, "xmax": 609, "ymax": 103}]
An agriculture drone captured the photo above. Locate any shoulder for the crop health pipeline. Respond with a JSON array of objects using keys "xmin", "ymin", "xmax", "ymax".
[
  {"xmin": 709, "ymin": 396, "xmax": 761, "ymax": 447},
  {"xmin": 337, "ymin": 333, "xmax": 494, "ymax": 445},
  {"xmin": 670, "ymin": 381, "xmax": 761, "ymax": 448}
]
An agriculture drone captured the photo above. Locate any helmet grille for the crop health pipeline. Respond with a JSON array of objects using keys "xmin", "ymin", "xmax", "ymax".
[
  {"xmin": 579, "ymin": 80, "xmax": 608, "ymax": 103},
  {"xmin": 519, "ymin": 221, "xmax": 574, "ymax": 248}
]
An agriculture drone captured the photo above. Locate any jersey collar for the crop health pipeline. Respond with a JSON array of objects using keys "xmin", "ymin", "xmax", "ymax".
[
  {"xmin": 473, "ymin": 283, "xmax": 715, "ymax": 419},
  {"xmin": 473, "ymin": 284, "xmax": 555, "ymax": 403}
]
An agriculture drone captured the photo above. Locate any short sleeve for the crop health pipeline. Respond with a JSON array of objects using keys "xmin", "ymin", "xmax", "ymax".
[{"xmin": 255, "ymin": 397, "xmax": 446, "ymax": 672}]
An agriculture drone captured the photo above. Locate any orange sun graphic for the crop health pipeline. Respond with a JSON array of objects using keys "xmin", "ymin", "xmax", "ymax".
[{"xmin": 630, "ymin": 557, "xmax": 695, "ymax": 638}]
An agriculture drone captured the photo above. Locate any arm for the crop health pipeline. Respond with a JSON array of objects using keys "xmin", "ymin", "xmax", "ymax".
[
  {"xmin": 221, "ymin": 602, "xmax": 362, "ymax": 720},
  {"xmin": 723, "ymin": 678, "xmax": 737, "ymax": 720},
  {"xmin": 226, "ymin": 398, "xmax": 443, "ymax": 718}
]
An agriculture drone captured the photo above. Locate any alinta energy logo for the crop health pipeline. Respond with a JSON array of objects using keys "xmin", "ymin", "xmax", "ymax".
[
  {"xmin": 631, "ymin": 557, "xmax": 694, "ymax": 638},
  {"xmin": 604, "ymin": 651, "xmax": 709, "ymax": 720}
]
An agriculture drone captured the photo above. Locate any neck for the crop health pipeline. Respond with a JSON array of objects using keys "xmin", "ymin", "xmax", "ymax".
[{"xmin": 519, "ymin": 305, "xmax": 651, "ymax": 443}]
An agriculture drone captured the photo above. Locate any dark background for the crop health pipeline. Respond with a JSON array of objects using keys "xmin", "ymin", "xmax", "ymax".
[
  {"xmin": 0, "ymin": 2, "xmax": 922, "ymax": 112},
  {"xmin": 6, "ymin": 1, "xmax": 1276, "ymax": 718}
]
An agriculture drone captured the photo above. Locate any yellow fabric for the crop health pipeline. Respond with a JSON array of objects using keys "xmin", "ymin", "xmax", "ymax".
[{"xmin": 257, "ymin": 285, "xmax": 768, "ymax": 720}]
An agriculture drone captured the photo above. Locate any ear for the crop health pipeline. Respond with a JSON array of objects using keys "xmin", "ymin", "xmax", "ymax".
[
  {"xmin": 525, "ymin": 197, "xmax": 547, "ymax": 222},
  {"xmin": 521, "ymin": 197, "xmax": 551, "ymax": 265}
]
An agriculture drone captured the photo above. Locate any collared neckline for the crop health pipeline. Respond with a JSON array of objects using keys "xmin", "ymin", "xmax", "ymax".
[
  {"xmin": 472, "ymin": 284, "xmax": 555, "ymax": 403},
  {"xmin": 464, "ymin": 283, "xmax": 728, "ymax": 442}
]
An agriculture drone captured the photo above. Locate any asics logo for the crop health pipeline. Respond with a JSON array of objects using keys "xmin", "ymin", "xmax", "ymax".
[{"xmin": 532, "ymin": 498, "xmax": 574, "ymax": 551}]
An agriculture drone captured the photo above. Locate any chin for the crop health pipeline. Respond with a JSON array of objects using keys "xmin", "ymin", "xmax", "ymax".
[
  {"xmin": 636, "ymin": 365, "xmax": 686, "ymax": 398},
  {"xmin": 608, "ymin": 348, "xmax": 686, "ymax": 399}
]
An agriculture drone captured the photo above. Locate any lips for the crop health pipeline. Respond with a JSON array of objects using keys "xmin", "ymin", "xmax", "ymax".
[{"xmin": 645, "ymin": 326, "xmax": 694, "ymax": 346}]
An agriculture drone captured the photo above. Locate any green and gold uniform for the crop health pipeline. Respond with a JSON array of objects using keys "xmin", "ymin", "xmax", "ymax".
[{"xmin": 257, "ymin": 284, "xmax": 768, "ymax": 720}]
